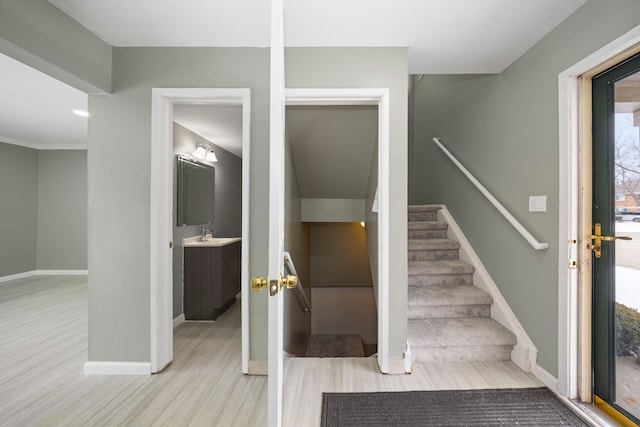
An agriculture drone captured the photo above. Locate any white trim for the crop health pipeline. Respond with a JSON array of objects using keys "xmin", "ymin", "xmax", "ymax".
[
  {"xmin": 437, "ymin": 205, "xmax": 538, "ymax": 373},
  {"xmin": 284, "ymin": 88, "xmax": 391, "ymax": 375},
  {"xmin": 557, "ymin": 24, "xmax": 640, "ymax": 399},
  {"xmin": 0, "ymin": 270, "xmax": 88, "ymax": 283},
  {"xmin": 533, "ymin": 363, "xmax": 559, "ymax": 392},
  {"xmin": 0, "ymin": 271, "xmax": 36, "ymax": 283},
  {"xmin": 83, "ymin": 361, "xmax": 151, "ymax": 376},
  {"xmin": 34, "ymin": 269, "xmax": 88, "ymax": 275},
  {"xmin": 173, "ymin": 313, "xmax": 185, "ymax": 328},
  {"xmin": 150, "ymin": 88, "xmax": 252, "ymax": 376}
]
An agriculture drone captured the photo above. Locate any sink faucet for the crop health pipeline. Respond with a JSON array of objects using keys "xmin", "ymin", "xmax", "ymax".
[{"xmin": 201, "ymin": 225, "xmax": 214, "ymax": 240}]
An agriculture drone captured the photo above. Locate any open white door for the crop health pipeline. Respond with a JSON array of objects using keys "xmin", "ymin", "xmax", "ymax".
[{"xmin": 268, "ymin": 0, "xmax": 286, "ymax": 425}]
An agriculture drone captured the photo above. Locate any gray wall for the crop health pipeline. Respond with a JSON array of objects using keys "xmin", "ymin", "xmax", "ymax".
[
  {"xmin": 286, "ymin": 47, "xmax": 409, "ymax": 358},
  {"xmin": 0, "ymin": 143, "xmax": 86, "ymax": 277},
  {"xmin": 36, "ymin": 150, "xmax": 87, "ymax": 270},
  {"xmin": 172, "ymin": 122, "xmax": 242, "ymax": 319},
  {"xmin": 410, "ymin": 0, "xmax": 640, "ymax": 376},
  {"xmin": 284, "ymin": 132, "xmax": 311, "ymax": 356},
  {"xmin": 0, "ymin": 0, "xmax": 111, "ymax": 94},
  {"xmin": 0, "ymin": 143, "xmax": 38, "ymax": 276},
  {"xmin": 88, "ymin": 47, "xmax": 270, "ymax": 362}
]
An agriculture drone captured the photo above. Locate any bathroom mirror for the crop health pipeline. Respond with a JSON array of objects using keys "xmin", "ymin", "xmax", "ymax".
[{"xmin": 176, "ymin": 155, "xmax": 215, "ymax": 226}]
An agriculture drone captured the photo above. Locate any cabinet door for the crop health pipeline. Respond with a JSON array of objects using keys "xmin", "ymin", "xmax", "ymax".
[
  {"xmin": 184, "ymin": 247, "xmax": 217, "ymax": 320},
  {"xmin": 220, "ymin": 242, "xmax": 241, "ymax": 304}
]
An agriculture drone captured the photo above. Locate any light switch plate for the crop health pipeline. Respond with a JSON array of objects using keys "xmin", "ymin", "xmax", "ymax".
[{"xmin": 529, "ymin": 195, "xmax": 547, "ymax": 212}]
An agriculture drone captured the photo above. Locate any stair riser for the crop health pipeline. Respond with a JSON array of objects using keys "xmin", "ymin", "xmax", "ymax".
[
  {"xmin": 408, "ymin": 211, "xmax": 438, "ymax": 222},
  {"xmin": 408, "ymin": 305, "xmax": 490, "ymax": 319},
  {"xmin": 408, "ymin": 274, "xmax": 473, "ymax": 287},
  {"xmin": 408, "ymin": 250, "xmax": 459, "ymax": 261},
  {"xmin": 411, "ymin": 345, "xmax": 512, "ymax": 363},
  {"xmin": 409, "ymin": 230, "xmax": 448, "ymax": 239}
]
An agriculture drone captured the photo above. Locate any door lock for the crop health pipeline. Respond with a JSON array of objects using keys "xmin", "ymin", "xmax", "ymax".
[
  {"xmin": 250, "ymin": 274, "xmax": 297, "ymax": 296},
  {"xmin": 590, "ymin": 223, "xmax": 632, "ymax": 258}
]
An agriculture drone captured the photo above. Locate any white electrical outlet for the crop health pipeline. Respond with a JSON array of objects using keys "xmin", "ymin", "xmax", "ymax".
[{"xmin": 529, "ymin": 195, "xmax": 547, "ymax": 212}]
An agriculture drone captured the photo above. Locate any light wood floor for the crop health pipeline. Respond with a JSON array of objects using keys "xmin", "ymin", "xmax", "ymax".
[{"xmin": 0, "ymin": 275, "xmax": 544, "ymax": 427}]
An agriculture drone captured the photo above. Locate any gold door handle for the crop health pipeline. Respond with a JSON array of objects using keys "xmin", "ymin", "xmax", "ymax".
[
  {"xmin": 280, "ymin": 274, "xmax": 297, "ymax": 290},
  {"xmin": 251, "ymin": 276, "xmax": 267, "ymax": 291},
  {"xmin": 591, "ymin": 223, "xmax": 632, "ymax": 258},
  {"xmin": 251, "ymin": 274, "xmax": 297, "ymax": 296}
]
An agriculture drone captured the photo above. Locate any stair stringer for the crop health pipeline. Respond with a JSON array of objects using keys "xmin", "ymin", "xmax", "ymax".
[{"xmin": 436, "ymin": 205, "xmax": 538, "ymax": 374}]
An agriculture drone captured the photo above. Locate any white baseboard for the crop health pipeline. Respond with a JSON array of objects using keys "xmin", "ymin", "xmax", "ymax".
[
  {"xmin": 0, "ymin": 270, "xmax": 36, "ymax": 283},
  {"xmin": 533, "ymin": 364, "xmax": 559, "ymax": 392},
  {"xmin": 173, "ymin": 314, "xmax": 185, "ymax": 328},
  {"xmin": 84, "ymin": 361, "xmax": 152, "ymax": 376},
  {"xmin": 383, "ymin": 355, "xmax": 411, "ymax": 374},
  {"xmin": 0, "ymin": 270, "xmax": 88, "ymax": 284},
  {"xmin": 35, "ymin": 269, "xmax": 88, "ymax": 276},
  {"xmin": 437, "ymin": 205, "xmax": 539, "ymax": 373}
]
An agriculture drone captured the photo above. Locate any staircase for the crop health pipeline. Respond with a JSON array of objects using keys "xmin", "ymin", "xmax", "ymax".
[{"xmin": 408, "ymin": 205, "xmax": 517, "ymax": 363}]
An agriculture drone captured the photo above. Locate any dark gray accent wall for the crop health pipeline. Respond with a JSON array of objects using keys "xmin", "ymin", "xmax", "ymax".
[
  {"xmin": 0, "ymin": 143, "xmax": 38, "ymax": 276},
  {"xmin": 410, "ymin": 0, "xmax": 640, "ymax": 376},
  {"xmin": 172, "ymin": 122, "xmax": 242, "ymax": 319},
  {"xmin": 0, "ymin": 0, "xmax": 111, "ymax": 94},
  {"xmin": 36, "ymin": 150, "xmax": 87, "ymax": 270},
  {"xmin": 88, "ymin": 47, "xmax": 270, "ymax": 363}
]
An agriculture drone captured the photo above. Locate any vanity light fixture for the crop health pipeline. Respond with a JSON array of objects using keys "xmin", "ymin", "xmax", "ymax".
[
  {"xmin": 193, "ymin": 142, "xmax": 208, "ymax": 160},
  {"xmin": 73, "ymin": 109, "xmax": 89, "ymax": 117},
  {"xmin": 206, "ymin": 149, "xmax": 218, "ymax": 162}
]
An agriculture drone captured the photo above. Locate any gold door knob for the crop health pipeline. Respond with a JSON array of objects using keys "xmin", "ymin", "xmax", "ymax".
[
  {"xmin": 251, "ymin": 276, "xmax": 267, "ymax": 291},
  {"xmin": 280, "ymin": 274, "xmax": 297, "ymax": 290}
]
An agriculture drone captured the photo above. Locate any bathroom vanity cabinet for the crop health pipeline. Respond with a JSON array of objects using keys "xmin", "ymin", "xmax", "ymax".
[{"xmin": 183, "ymin": 240, "xmax": 241, "ymax": 320}]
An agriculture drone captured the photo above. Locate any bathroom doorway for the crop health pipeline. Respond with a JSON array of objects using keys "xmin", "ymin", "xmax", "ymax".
[{"xmin": 150, "ymin": 88, "xmax": 251, "ymax": 373}]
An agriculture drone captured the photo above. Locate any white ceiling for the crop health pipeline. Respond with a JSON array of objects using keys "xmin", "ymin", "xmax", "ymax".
[
  {"xmin": 0, "ymin": 0, "xmax": 587, "ymax": 150},
  {"xmin": 49, "ymin": 0, "xmax": 586, "ymax": 74},
  {"xmin": 0, "ymin": 52, "xmax": 87, "ymax": 149}
]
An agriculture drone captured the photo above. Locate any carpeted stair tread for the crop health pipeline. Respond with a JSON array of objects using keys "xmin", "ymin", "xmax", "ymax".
[
  {"xmin": 408, "ymin": 205, "xmax": 442, "ymax": 212},
  {"xmin": 409, "ymin": 273, "xmax": 474, "ymax": 287},
  {"xmin": 408, "ymin": 221, "xmax": 448, "ymax": 230},
  {"xmin": 409, "ymin": 260, "xmax": 474, "ymax": 276},
  {"xmin": 408, "ymin": 239, "xmax": 460, "ymax": 250},
  {"xmin": 408, "ymin": 284, "xmax": 492, "ymax": 308},
  {"xmin": 408, "ymin": 318, "xmax": 516, "ymax": 347}
]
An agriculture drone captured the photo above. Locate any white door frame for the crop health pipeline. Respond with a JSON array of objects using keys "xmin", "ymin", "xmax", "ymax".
[
  {"xmin": 557, "ymin": 25, "xmax": 640, "ymax": 398},
  {"xmin": 285, "ymin": 87, "xmax": 391, "ymax": 372},
  {"xmin": 150, "ymin": 88, "xmax": 252, "ymax": 373}
]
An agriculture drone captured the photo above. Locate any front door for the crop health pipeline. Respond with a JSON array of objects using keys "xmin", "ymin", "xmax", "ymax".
[{"xmin": 592, "ymin": 53, "xmax": 640, "ymax": 424}]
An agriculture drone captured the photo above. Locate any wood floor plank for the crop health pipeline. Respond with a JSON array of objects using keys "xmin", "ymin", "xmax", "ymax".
[{"xmin": 0, "ymin": 275, "xmax": 543, "ymax": 427}]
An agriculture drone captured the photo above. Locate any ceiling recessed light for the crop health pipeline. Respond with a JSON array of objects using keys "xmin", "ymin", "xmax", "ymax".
[{"xmin": 73, "ymin": 109, "xmax": 89, "ymax": 117}]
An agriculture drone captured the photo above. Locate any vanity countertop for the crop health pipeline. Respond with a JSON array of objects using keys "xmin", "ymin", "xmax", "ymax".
[{"xmin": 183, "ymin": 236, "xmax": 241, "ymax": 247}]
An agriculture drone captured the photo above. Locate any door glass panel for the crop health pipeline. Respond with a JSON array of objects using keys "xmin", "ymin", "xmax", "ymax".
[{"xmin": 614, "ymin": 73, "xmax": 640, "ymax": 420}]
